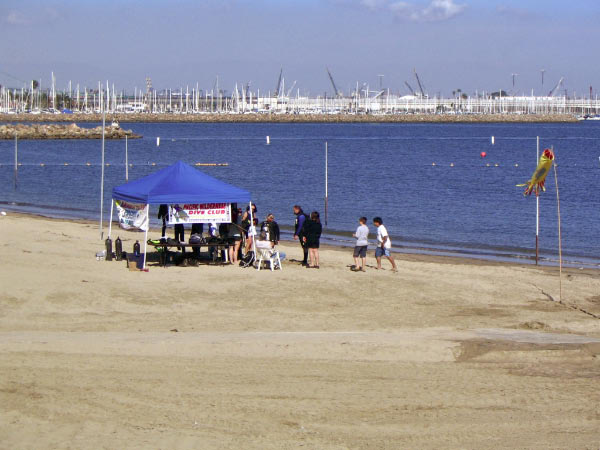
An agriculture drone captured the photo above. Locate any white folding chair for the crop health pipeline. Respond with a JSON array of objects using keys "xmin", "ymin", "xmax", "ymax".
[{"xmin": 256, "ymin": 248, "xmax": 282, "ymax": 271}]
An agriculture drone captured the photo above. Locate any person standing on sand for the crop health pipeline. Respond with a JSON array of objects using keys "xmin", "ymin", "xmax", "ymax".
[
  {"xmin": 227, "ymin": 207, "xmax": 242, "ymax": 264},
  {"xmin": 303, "ymin": 211, "xmax": 322, "ymax": 268},
  {"xmin": 260, "ymin": 213, "xmax": 280, "ymax": 245},
  {"xmin": 293, "ymin": 205, "xmax": 309, "ymax": 266},
  {"xmin": 352, "ymin": 216, "xmax": 369, "ymax": 272},
  {"xmin": 373, "ymin": 217, "xmax": 397, "ymax": 272}
]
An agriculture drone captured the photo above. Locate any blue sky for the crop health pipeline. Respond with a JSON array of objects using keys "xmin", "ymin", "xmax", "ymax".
[{"xmin": 1, "ymin": 0, "xmax": 599, "ymax": 97}]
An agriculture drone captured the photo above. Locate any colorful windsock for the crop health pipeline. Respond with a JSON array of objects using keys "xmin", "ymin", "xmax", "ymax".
[{"xmin": 517, "ymin": 148, "xmax": 554, "ymax": 196}]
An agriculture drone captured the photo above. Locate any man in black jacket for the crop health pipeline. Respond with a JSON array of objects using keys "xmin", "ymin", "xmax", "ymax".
[
  {"xmin": 260, "ymin": 213, "xmax": 280, "ymax": 245},
  {"xmin": 293, "ymin": 205, "xmax": 309, "ymax": 266}
]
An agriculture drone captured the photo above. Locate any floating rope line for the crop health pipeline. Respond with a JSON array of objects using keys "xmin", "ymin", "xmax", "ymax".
[{"xmin": 0, "ymin": 162, "xmax": 229, "ymax": 167}]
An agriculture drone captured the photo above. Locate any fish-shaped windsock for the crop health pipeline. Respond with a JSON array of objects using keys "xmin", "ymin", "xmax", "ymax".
[{"xmin": 517, "ymin": 148, "xmax": 554, "ymax": 196}]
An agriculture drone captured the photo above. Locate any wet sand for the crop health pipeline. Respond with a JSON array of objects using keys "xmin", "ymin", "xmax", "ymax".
[{"xmin": 0, "ymin": 213, "xmax": 599, "ymax": 449}]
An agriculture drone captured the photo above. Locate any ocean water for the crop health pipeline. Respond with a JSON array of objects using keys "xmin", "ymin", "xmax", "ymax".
[{"xmin": 1, "ymin": 121, "xmax": 599, "ymax": 266}]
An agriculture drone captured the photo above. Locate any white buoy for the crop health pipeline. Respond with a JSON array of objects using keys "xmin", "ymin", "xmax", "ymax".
[
  {"xmin": 156, "ymin": 137, "xmax": 160, "ymax": 147},
  {"xmin": 491, "ymin": 136, "xmax": 495, "ymax": 145},
  {"xmin": 266, "ymin": 136, "xmax": 270, "ymax": 145}
]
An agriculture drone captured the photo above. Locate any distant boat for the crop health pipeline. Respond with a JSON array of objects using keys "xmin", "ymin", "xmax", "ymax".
[{"xmin": 578, "ymin": 114, "xmax": 600, "ymax": 121}]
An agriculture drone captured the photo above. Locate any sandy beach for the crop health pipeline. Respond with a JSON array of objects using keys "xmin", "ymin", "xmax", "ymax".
[{"xmin": 1, "ymin": 213, "xmax": 599, "ymax": 449}]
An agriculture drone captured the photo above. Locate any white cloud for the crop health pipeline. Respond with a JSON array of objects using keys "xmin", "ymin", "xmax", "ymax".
[
  {"xmin": 416, "ymin": 0, "xmax": 466, "ymax": 21},
  {"xmin": 5, "ymin": 10, "xmax": 31, "ymax": 25},
  {"xmin": 360, "ymin": 0, "xmax": 389, "ymax": 9},
  {"xmin": 4, "ymin": 7, "xmax": 62, "ymax": 26},
  {"xmin": 496, "ymin": 5, "xmax": 535, "ymax": 19},
  {"xmin": 362, "ymin": 0, "xmax": 466, "ymax": 22}
]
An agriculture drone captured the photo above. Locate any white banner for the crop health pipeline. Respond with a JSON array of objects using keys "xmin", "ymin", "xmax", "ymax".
[
  {"xmin": 168, "ymin": 203, "xmax": 231, "ymax": 224},
  {"xmin": 115, "ymin": 200, "xmax": 149, "ymax": 231}
]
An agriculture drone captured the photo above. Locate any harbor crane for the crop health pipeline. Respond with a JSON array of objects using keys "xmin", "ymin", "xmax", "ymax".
[
  {"xmin": 274, "ymin": 68, "xmax": 283, "ymax": 97},
  {"xmin": 286, "ymin": 81, "xmax": 297, "ymax": 97},
  {"xmin": 413, "ymin": 69, "xmax": 426, "ymax": 98},
  {"xmin": 548, "ymin": 77, "xmax": 564, "ymax": 97},
  {"xmin": 540, "ymin": 69, "xmax": 546, "ymax": 87},
  {"xmin": 404, "ymin": 81, "xmax": 416, "ymax": 96},
  {"xmin": 326, "ymin": 68, "xmax": 342, "ymax": 98}
]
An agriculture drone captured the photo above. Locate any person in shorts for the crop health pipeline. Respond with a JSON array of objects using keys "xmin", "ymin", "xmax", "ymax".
[
  {"xmin": 303, "ymin": 211, "xmax": 322, "ymax": 268},
  {"xmin": 228, "ymin": 206, "xmax": 242, "ymax": 264},
  {"xmin": 352, "ymin": 216, "xmax": 369, "ymax": 272},
  {"xmin": 373, "ymin": 217, "xmax": 397, "ymax": 272}
]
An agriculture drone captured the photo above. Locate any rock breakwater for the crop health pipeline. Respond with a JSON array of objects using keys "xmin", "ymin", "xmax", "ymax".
[
  {"xmin": 0, "ymin": 123, "xmax": 141, "ymax": 139},
  {"xmin": 0, "ymin": 113, "xmax": 578, "ymax": 124}
]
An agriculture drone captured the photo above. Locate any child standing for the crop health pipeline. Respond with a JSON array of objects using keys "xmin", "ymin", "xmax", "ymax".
[
  {"xmin": 373, "ymin": 217, "xmax": 397, "ymax": 272},
  {"xmin": 352, "ymin": 216, "xmax": 369, "ymax": 272}
]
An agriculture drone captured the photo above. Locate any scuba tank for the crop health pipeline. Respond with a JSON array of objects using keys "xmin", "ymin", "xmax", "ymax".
[
  {"xmin": 133, "ymin": 240, "xmax": 141, "ymax": 257},
  {"xmin": 115, "ymin": 237, "xmax": 122, "ymax": 261},
  {"xmin": 105, "ymin": 237, "xmax": 113, "ymax": 261}
]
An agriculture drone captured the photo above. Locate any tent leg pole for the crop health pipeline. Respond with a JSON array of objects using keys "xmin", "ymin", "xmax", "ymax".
[
  {"xmin": 143, "ymin": 205, "xmax": 149, "ymax": 270},
  {"xmin": 108, "ymin": 199, "xmax": 114, "ymax": 238},
  {"xmin": 249, "ymin": 201, "xmax": 257, "ymax": 267}
]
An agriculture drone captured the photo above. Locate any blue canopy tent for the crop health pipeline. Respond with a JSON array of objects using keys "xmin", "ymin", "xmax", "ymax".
[{"xmin": 109, "ymin": 161, "xmax": 253, "ymax": 268}]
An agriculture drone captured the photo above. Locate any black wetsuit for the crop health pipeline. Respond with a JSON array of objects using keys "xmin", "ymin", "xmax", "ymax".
[
  {"xmin": 295, "ymin": 211, "xmax": 309, "ymax": 264},
  {"xmin": 260, "ymin": 220, "xmax": 280, "ymax": 244},
  {"xmin": 157, "ymin": 204, "xmax": 169, "ymax": 237}
]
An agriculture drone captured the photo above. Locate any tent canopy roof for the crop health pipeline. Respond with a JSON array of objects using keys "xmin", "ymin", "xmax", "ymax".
[{"xmin": 112, "ymin": 161, "xmax": 251, "ymax": 204}]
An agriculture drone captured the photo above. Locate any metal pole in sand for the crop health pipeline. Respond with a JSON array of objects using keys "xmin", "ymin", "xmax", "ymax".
[
  {"xmin": 125, "ymin": 135, "xmax": 128, "ymax": 181},
  {"xmin": 108, "ymin": 199, "xmax": 114, "ymax": 239},
  {"xmin": 143, "ymin": 205, "xmax": 149, "ymax": 270},
  {"xmin": 536, "ymin": 136, "xmax": 540, "ymax": 265},
  {"xmin": 325, "ymin": 141, "xmax": 328, "ymax": 226},
  {"xmin": 14, "ymin": 132, "xmax": 18, "ymax": 189},
  {"xmin": 249, "ymin": 201, "xmax": 257, "ymax": 266},
  {"xmin": 552, "ymin": 147, "xmax": 562, "ymax": 302},
  {"xmin": 100, "ymin": 99, "xmax": 105, "ymax": 240}
]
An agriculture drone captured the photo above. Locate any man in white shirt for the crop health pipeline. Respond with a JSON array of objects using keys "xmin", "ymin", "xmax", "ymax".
[
  {"xmin": 352, "ymin": 216, "xmax": 369, "ymax": 272},
  {"xmin": 373, "ymin": 217, "xmax": 397, "ymax": 272}
]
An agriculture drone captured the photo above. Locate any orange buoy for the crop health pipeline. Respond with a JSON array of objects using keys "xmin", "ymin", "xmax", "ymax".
[{"xmin": 480, "ymin": 152, "xmax": 487, "ymax": 158}]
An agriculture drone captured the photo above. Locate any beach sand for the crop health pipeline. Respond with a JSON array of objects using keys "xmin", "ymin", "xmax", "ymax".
[{"xmin": 0, "ymin": 213, "xmax": 599, "ymax": 449}]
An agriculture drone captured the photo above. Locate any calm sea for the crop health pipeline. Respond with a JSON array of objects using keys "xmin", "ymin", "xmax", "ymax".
[{"xmin": 1, "ymin": 121, "xmax": 599, "ymax": 266}]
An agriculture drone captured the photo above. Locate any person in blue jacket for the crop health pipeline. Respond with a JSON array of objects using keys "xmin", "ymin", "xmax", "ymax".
[{"xmin": 293, "ymin": 205, "xmax": 309, "ymax": 266}]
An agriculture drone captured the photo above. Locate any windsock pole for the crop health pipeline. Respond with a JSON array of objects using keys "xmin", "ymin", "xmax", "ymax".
[
  {"xmin": 552, "ymin": 146, "xmax": 562, "ymax": 302},
  {"xmin": 325, "ymin": 141, "xmax": 328, "ymax": 226},
  {"xmin": 536, "ymin": 136, "xmax": 540, "ymax": 265}
]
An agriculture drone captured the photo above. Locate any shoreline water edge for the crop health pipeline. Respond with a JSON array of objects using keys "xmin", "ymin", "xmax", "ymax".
[{"xmin": 2, "ymin": 207, "xmax": 598, "ymax": 269}]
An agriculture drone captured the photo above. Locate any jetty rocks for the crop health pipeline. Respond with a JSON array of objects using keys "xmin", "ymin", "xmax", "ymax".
[
  {"xmin": 0, "ymin": 112, "xmax": 578, "ymax": 124},
  {"xmin": 0, "ymin": 123, "xmax": 141, "ymax": 140}
]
